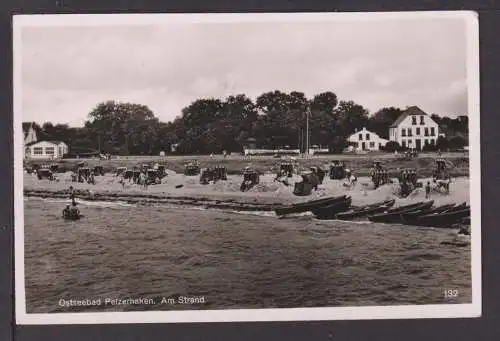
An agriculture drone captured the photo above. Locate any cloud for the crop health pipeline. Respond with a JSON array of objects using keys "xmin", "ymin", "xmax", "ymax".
[{"xmin": 19, "ymin": 16, "xmax": 471, "ymax": 126}]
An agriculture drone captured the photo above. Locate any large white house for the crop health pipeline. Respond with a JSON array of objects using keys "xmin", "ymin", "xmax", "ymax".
[
  {"xmin": 347, "ymin": 127, "xmax": 389, "ymax": 152},
  {"xmin": 389, "ymin": 106, "xmax": 440, "ymax": 150},
  {"xmin": 25, "ymin": 140, "xmax": 69, "ymax": 160}
]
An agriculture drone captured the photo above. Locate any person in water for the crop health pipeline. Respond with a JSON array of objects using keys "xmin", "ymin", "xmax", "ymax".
[
  {"xmin": 62, "ymin": 205, "xmax": 70, "ymax": 219},
  {"xmin": 425, "ymin": 181, "xmax": 431, "ymax": 199},
  {"xmin": 69, "ymin": 186, "xmax": 76, "ymax": 205}
]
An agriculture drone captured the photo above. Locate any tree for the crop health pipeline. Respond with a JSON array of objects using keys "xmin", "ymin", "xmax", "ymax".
[
  {"xmin": 331, "ymin": 100, "xmax": 370, "ymax": 151},
  {"xmin": 85, "ymin": 101, "xmax": 160, "ymax": 155},
  {"xmin": 368, "ymin": 107, "xmax": 404, "ymax": 139}
]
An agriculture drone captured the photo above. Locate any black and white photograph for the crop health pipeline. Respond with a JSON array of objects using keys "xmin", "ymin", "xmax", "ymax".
[{"xmin": 14, "ymin": 12, "xmax": 481, "ymax": 324}]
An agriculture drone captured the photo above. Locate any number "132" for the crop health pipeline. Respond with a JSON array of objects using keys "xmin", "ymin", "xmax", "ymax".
[{"xmin": 444, "ymin": 289, "xmax": 459, "ymax": 298}]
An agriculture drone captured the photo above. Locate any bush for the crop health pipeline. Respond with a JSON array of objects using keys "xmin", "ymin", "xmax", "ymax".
[{"xmin": 384, "ymin": 141, "xmax": 401, "ymax": 152}]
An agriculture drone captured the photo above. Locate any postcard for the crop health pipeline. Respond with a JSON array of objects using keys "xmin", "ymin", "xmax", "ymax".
[{"xmin": 14, "ymin": 11, "xmax": 481, "ymax": 324}]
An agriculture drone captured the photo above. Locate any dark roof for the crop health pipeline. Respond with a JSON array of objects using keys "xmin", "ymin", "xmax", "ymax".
[
  {"xmin": 390, "ymin": 106, "xmax": 428, "ymax": 128},
  {"xmin": 26, "ymin": 140, "xmax": 66, "ymax": 147}
]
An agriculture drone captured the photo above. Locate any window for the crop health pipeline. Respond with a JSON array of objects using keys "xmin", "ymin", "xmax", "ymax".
[
  {"xmin": 366, "ymin": 133, "xmax": 370, "ymax": 140},
  {"xmin": 402, "ymin": 140, "xmax": 407, "ymax": 148},
  {"xmin": 412, "ymin": 116, "xmax": 417, "ymax": 125},
  {"xmin": 358, "ymin": 133, "xmax": 362, "ymax": 140},
  {"xmin": 407, "ymin": 128, "xmax": 412, "ymax": 137},
  {"xmin": 416, "ymin": 127, "xmax": 420, "ymax": 135},
  {"xmin": 401, "ymin": 128, "xmax": 406, "ymax": 137},
  {"xmin": 408, "ymin": 140, "xmax": 412, "ymax": 145},
  {"xmin": 420, "ymin": 115, "xmax": 425, "ymax": 125},
  {"xmin": 425, "ymin": 139, "xmax": 429, "ymax": 145},
  {"xmin": 33, "ymin": 147, "xmax": 43, "ymax": 155},
  {"xmin": 430, "ymin": 139, "xmax": 435, "ymax": 145},
  {"xmin": 45, "ymin": 147, "xmax": 55, "ymax": 155},
  {"xmin": 369, "ymin": 142, "xmax": 375, "ymax": 148},
  {"xmin": 430, "ymin": 127, "xmax": 435, "ymax": 136},
  {"xmin": 424, "ymin": 127, "xmax": 429, "ymax": 136}
]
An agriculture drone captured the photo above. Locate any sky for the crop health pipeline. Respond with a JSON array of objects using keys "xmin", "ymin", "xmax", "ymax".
[{"xmin": 19, "ymin": 15, "xmax": 470, "ymax": 127}]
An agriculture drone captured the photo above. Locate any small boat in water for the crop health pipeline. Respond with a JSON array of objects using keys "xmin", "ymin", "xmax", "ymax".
[
  {"xmin": 416, "ymin": 208, "xmax": 471, "ymax": 227},
  {"xmin": 335, "ymin": 199, "xmax": 395, "ymax": 220},
  {"xmin": 313, "ymin": 197, "xmax": 353, "ymax": 220},
  {"xmin": 62, "ymin": 206, "xmax": 82, "ymax": 221},
  {"xmin": 274, "ymin": 195, "xmax": 347, "ymax": 216},
  {"xmin": 368, "ymin": 201, "xmax": 434, "ymax": 224}
]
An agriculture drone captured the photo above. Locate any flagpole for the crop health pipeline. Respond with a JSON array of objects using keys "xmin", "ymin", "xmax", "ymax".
[{"xmin": 305, "ymin": 105, "xmax": 310, "ymax": 156}]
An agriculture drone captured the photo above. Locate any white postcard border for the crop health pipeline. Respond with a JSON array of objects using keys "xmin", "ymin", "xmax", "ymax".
[{"xmin": 13, "ymin": 11, "xmax": 482, "ymax": 325}]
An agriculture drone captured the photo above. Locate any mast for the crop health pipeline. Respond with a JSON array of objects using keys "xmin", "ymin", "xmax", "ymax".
[{"xmin": 305, "ymin": 105, "xmax": 310, "ymax": 156}]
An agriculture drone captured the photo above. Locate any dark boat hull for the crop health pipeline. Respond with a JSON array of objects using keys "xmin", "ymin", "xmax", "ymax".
[
  {"xmin": 313, "ymin": 197, "xmax": 353, "ymax": 220},
  {"xmin": 386, "ymin": 201, "xmax": 428, "ymax": 214},
  {"xmin": 416, "ymin": 208, "xmax": 471, "ymax": 227},
  {"xmin": 400, "ymin": 203, "xmax": 456, "ymax": 224},
  {"xmin": 274, "ymin": 195, "xmax": 346, "ymax": 216},
  {"xmin": 368, "ymin": 201, "xmax": 434, "ymax": 223},
  {"xmin": 335, "ymin": 199, "xmax": 396, "ymax": 220}
]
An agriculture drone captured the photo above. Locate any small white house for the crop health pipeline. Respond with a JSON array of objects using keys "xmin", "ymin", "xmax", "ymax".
[
  {"xmin": 347, "ymin": 127, "xmax": 389, "ymax": 152},
  {"xmin": 389, "ymin": 106, "xmax": 440, "ymax": 150},
  {"xmin": 25, "ymin": 140, "xmax": 69, "ymax": 160}
]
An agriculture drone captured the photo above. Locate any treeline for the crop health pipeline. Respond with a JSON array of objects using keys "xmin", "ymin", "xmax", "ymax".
[{"xmin": 24, "ymin": 91, "xmax": 469, "ymax": 155}]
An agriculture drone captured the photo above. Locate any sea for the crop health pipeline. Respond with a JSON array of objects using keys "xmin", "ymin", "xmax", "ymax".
[{"xmin": 23, "ymin": 197, "xmax": 472, "ymax": 314}]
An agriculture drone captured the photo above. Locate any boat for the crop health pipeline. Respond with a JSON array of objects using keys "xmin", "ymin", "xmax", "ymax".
[
  {"xmin": 335, "ymin": 199, "xmax": 396, "ymax": 220},
  {"xmin": 350, "ymin": 199, "xmax": 395, "ymax": 211},
  {"xmin": 368, "ymin": 201, "xmax": 434, "ymax": 224},
  {"xmin": 441, "ymin": 202, "xmax": 467, "ymax": 213},
  {"xmin": 313, "ymin": 197, "xmax": 353, "ymax": 220},
  {"xmin": 274, "ymin": 195, "xmax": 347, "ymax": 216},
  {"xmin": 385, "ymin": 201, "xmax": 429, "ymax": 214},
  {"xmin": 399, "ymin": 203, "xmax": 456, "ymax": 224},
  {"xmin": 62, "ymin": 207, "xmax": 82, "ymax": 221},
  {"xmin": 416, "ymin": 208, "xmax": 471, "ymax": 227}
]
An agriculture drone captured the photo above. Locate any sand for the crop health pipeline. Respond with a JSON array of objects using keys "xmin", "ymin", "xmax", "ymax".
[{"xmin": 23, "ymin": 170, "xmax": 470, "ymax": 209}]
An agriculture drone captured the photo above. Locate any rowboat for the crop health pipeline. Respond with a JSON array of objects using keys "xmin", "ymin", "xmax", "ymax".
[
  {"xmin": 313, "ymin": 197, "xmax": 353, "ymax": 220},
  {"xmin": 335, "ymin": 199, "xmax": 396, "ymax": 220},
  {"xmin": 399, "ymin": 203, "xmax": 456, "ymax": 224},
  {"xmin": 368, "ymin": 201, "xmax": 434, "ymax": 223},
  {"xmin": 416, "ymin": 208, "xmax": 471, "ymax": 227},
  {"xmin": 274, "ymin": 195, "xmax": 347, "ymax": 216},
  {"xmin": 385, "ymin": 201, "xmax": 430, "ymax": 214},
  {"xmin": 441, "ymin": 202, "xmax": 467, "ymax": 213}
]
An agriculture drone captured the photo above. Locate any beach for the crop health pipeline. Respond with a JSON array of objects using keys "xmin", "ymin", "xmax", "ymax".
[{"xmin": 23, "ymin": 168, "xmax": 472, "ymax": 313}]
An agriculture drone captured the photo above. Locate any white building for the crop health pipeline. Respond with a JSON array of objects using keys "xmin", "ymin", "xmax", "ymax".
[
  {"xmin": 347, "ymin": 127, "xmax": 389, "ymax": 152},
  {"xmin": 389, "ymin": 106, "xmax": 440, "ymax": 150},
  {"xmin": 25, "ymin": 140, "xmax": 69, "ymax": 160}
]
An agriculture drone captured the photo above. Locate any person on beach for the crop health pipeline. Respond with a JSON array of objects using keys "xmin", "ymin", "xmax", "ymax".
[{"xmin": 425, "ymin": 181, "xmax": 431, "ymax": 199}]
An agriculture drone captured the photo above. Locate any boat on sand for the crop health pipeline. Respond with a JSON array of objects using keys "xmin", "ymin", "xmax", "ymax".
[{"xmin": 274, "ymin": 195, "xmax": 346, "ymax": 216}]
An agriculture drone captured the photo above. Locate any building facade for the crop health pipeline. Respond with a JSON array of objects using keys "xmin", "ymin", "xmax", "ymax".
[
  {"xmin": 347, "ymin": 127, "xmax": 389, "ymax": 151},
  {"xmin": 25, "ymin": 141, "xmax": 69, "ymax": 160},
  {"xmin": 388, "ymin": 106, "xmax": 439, "ymax": 150}
]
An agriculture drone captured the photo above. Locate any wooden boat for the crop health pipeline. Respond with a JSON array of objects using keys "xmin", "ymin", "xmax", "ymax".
[
  {"xmin": 335, "ymin": 199, "xmax": 396, "ymax": 220},
  {"xmin": 313, "ymin": 197, "xmax": 353, "ymax": 220},
  {"xmin": 274, "ymin": 195, "xmax": 347, "ymax": 216},
  {"xmin": 416, "ymin": 208, "xmax": 471, "ymax": 227},
  {"xmin": 350, "ymin": 199, "xmax": 395, "ymax": 211},
  {"xmin": 368, "ymin": 201, "xmax": 434, "ymax": 223},
  {"xmin": 400, "ymin": 203, "xmax": 456, "ymax": 224},
  {"xmin": 441, "ymin": 202, "xmax": 467, "ymax": 213},
  {"xmin": 385, "ymin": 201, "xmax": 428, "ymax": 214},
  {"xmin": 459, "ymin": 217, "xmax": 471, "ymax": 225}
]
